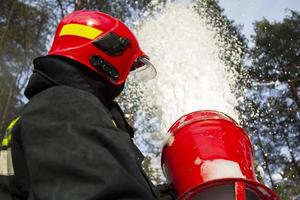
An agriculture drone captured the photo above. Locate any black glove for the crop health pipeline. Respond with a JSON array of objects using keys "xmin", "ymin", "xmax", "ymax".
[{"xmin": 156, "ymin": 183, "xmax": 176, "ymax": 200}]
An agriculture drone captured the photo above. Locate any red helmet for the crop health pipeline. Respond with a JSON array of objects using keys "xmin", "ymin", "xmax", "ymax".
[
  {"xmin": 162, "ymin": 110, "xmax": 281, "ymax": 200},
  {"xmin": 49, "ymin": 10, "xmax": 156, "ymax": 85}
]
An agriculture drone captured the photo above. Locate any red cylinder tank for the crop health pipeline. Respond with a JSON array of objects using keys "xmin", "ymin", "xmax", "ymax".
[{"xmin": 161, "ymin": 110, "xmax": 280, "ymax": 200}]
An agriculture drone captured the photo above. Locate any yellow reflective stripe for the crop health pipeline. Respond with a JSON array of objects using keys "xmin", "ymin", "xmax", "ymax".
[
  {"xmin": 7, "ymin": 117, "xmax": 20, "ymax": 130},
  {"xmin": 1, "ymin": 134, "xmax": 11, "ymax": 147},
  {"xmin": 0, "ymin": 148, "xmax": 15, "ymax": 176},
  {"xmin": 1, "ymin": 117, "xmax": 20, "ymax": 147},
  {"xmin": 59, "ymin": 24, "xmax": 103, "ymax": 40},
  {"xmin": 112, "ymin": 120, "xmax": 117, "ymax": 128}
]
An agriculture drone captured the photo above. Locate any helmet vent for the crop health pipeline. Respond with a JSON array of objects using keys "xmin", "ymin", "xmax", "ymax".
[
  {"xmin": 89, "ymin": 55, "xmax": 119, "ymax": 80},
  {"xmin": 92, "ymin": 32, "xmax": 130, "ymax": 56}
]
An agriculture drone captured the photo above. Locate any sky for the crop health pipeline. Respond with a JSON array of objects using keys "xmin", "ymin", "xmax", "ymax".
[{"xmin": 218, "ymin": 0, "xmax": 300, "ymax": 43}]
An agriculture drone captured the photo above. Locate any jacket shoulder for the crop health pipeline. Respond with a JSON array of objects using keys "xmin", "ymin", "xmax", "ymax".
[
  {"xmin": 22, "ymin": 85, "xmax": 113, "ymax": 128},
  {"xmin": 29, "ymin": 85, "xmax": 101, "ymax": 105}
]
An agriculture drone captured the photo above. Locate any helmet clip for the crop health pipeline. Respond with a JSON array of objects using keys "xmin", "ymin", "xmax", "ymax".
[
  {"xmin": 89, "ymin": 55, "xmax": 119, "ymax": 80},
  {"xmin": 93, "ymin": 32, "xmax": 131, "ymax": 56}
]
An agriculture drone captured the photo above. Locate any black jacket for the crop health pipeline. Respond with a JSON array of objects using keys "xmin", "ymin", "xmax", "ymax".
[{"xmin": 0, "ymin": 56, "xmax": 158, "ymax": 200}]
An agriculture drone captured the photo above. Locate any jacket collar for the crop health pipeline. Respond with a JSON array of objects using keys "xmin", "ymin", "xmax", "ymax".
[{"xmin": 25, "ymin": 55, "xmax": 124, "ymax": 109}]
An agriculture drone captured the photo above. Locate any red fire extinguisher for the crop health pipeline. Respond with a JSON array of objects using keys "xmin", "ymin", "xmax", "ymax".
[{"xmin": 162, "ymin": 110, "xmax": 281, "ymax": 200}]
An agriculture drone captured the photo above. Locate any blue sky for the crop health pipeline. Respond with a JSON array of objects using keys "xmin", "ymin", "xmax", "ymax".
[{"xmin": 218, "ymin": 0, "xmax": 300, "ymax": 43}]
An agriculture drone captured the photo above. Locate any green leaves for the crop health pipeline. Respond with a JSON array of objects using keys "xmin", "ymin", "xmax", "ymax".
[
  {"xmin": 251, "ymin": 11, "xmax": 300, "ymax": 83},
  {"xmin": 0, "ymin": 0, "xmax": 49, "ymax": 133},
  {"xmin": 247, "ymin": 10, "xmax": 300, "ymax": 199}
]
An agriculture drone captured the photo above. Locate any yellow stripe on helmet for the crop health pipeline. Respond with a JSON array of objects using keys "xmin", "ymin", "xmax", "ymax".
[{"xmin": 59, "ymin": 24, "xmax": 103, "ymax": 40}]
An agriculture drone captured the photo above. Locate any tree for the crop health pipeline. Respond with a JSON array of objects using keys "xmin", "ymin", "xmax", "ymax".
[
  {"xmin": 0, "ymin": 0, "xmax": 49, "ymax": 134},
  {"xmin": 54, "ymin": 0, "xmax": 154, "ymax": 21},
  {"xmin": 247, "ymin": 10, "xmax": 300, "ymax": 199}
]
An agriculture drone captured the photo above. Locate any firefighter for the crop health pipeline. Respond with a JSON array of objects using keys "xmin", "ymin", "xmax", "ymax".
[{"xmin": 0, "ymin": 10, "xmax": 167, "ymax": 200}]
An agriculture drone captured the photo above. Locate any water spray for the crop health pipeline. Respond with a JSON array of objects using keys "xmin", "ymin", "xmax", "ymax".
[{"xmin": 119, "ymin": 0, "xmax": 241, "ymax": 179}]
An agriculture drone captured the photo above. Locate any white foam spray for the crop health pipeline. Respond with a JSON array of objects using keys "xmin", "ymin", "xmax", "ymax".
[
  {"xmin": 119, "ymin": 0, "xmax": 241, "ymax": 183},
  {"xmin": 135, "ymin": 1, "xmax": 239, "ymax": 133}
]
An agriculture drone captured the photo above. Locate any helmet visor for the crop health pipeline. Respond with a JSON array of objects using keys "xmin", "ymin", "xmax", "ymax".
[{"xmin": 129, "ymin": 56, "xmax": 157, "ymax": 82}]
